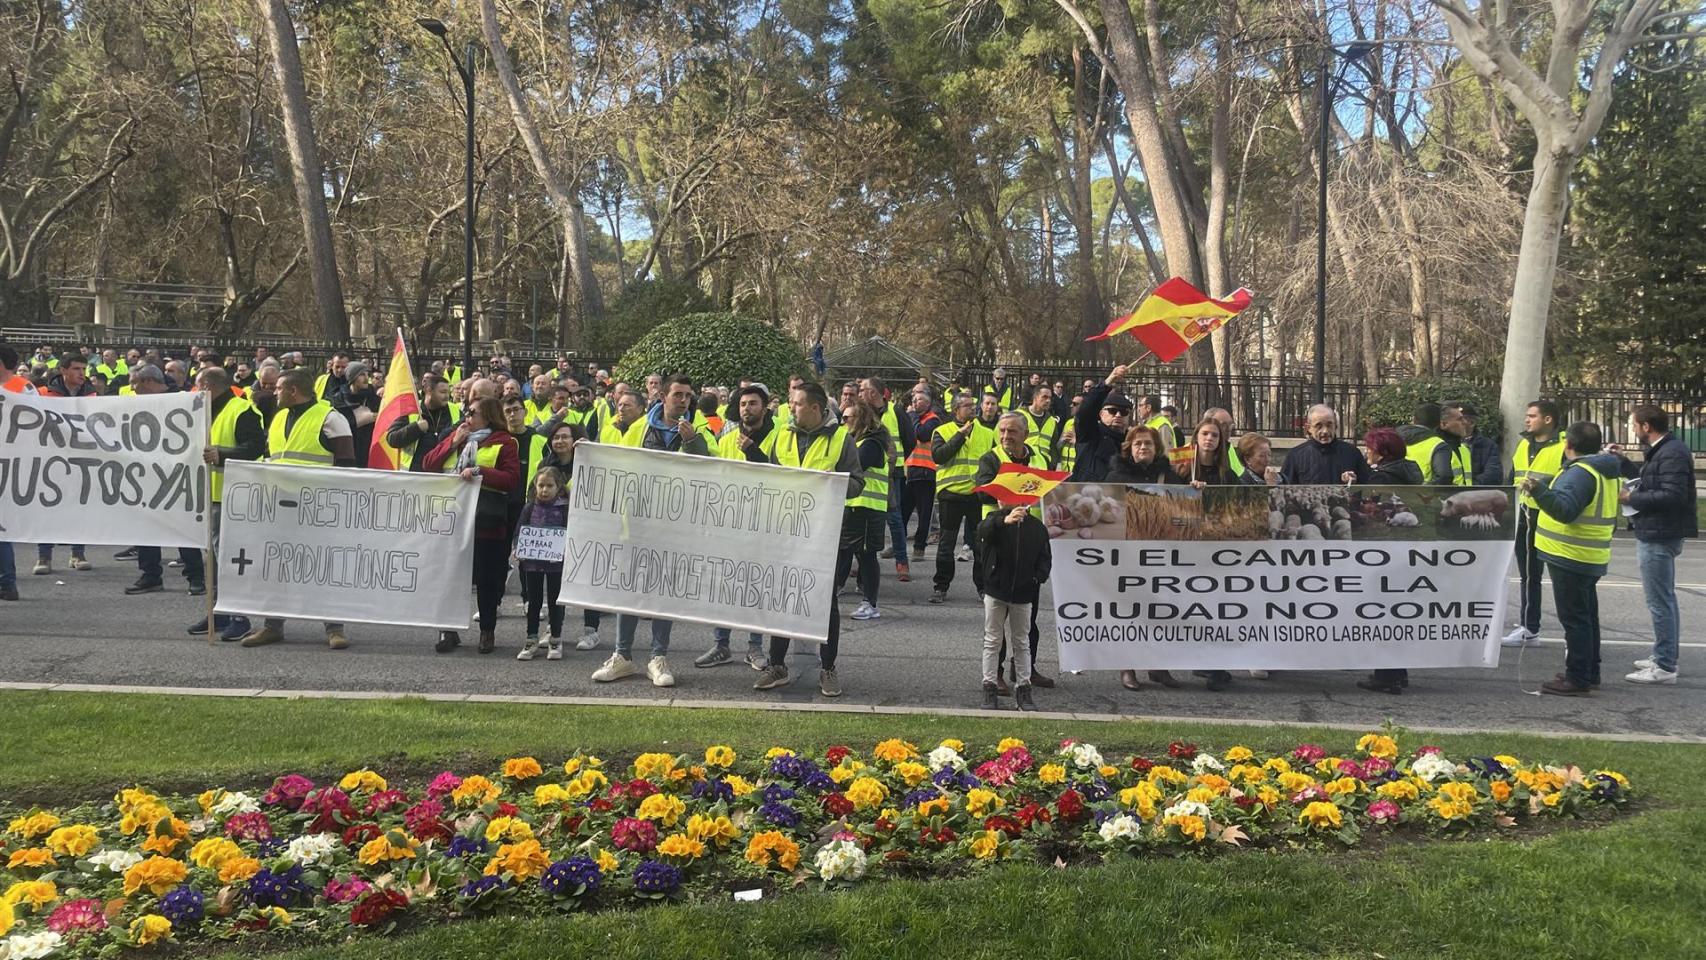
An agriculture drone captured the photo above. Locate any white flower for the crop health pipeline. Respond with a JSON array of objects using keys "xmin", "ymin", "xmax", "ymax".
[
  {"xmin": 1190, "ymin": 754, "xmax": 1225, "ymax": 775},
  {"xmin": 926, "ymin": 746, "xmax": 964, "ymax": 773},
  {"xmin": 1162, "ymin": 800, "xmax": 1212, "ymax": 821},
  {"xmin": 1098, "ymin": 814, "xmax": 1142, "ymax": 841},
  {"xmin": 1410, "ymin": 753, "xmax": 1459, "ymax": 782},
  {"xmin": 87, "ymin": 849, "xmax": 142, "ymax": 873},
  {"xmin": 210, "ymin": 791, "xmax": 260, "ymax": 817},
  {"xmin": 813, "ymin": 839, "xmax": 867, "ymax": 882},
  {"xmin": 4, "ymin": 931, "xmax": 66, "ymax": 959},
  {"xmin": 283, "ymin": 832, "xmax": 341, "ymax": 867},
  {"xmin": 1066, "ymin": 742, "xmax": 1104, "ymax": 770}
]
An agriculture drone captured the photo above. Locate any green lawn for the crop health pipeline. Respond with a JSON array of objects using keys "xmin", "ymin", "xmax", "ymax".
[{"xmin": 4, "ymin": 691, "xmax": 1700, "ymax": 960}]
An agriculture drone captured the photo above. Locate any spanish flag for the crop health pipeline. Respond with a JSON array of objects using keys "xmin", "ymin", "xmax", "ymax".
[
  {"xmin": 1168, "ymin": 444, "xmax": 1196, "ymax": 468},
  {"xmin": 1087, "ymin": 277, "xmax": 1253, "ymax": 363},
  {"xmin": 367, "ymin": 329, "xmax": 420, "ymax": 470},
  {"xmin": 973, "ymin": 463, "xmax": 1071, "ymax": 506}
]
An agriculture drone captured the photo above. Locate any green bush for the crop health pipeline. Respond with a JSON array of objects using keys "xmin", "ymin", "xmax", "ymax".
[
  {"xmin": 1361, "ymin": 377, "xmax": 1506, "ymax": 441},
  {"xmin": 614, "ymin": 313, "xmax": 808, "ymax": 393},
  {"xmin": 591, "ymin": 279, "xmax": 714, "ymax": 355}
]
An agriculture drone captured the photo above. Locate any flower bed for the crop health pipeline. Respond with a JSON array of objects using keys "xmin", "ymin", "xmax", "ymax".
[{"xmin": 0, "ymin": 732, "xmax": 1631, "ymax": 956}]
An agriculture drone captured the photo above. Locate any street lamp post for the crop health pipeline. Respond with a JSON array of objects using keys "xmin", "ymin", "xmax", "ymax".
[
  {"xmin": 1315, "ymin": 41, "xmax": 1373, "ymax": 404},
  {"xmin": 416, "ymin": 19, "xmax": 475, "ymax": 381}
]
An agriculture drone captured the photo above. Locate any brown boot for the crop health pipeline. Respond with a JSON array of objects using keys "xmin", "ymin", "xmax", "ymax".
[
  {"xmin": 1148, "ymin": 670, "xmax": 1182, "ymax": 688},
  {"xmin": 478, "ymin": 630, "xmax": 496, "ymax": 654},
  {"xmin": 1119, "ymin": 669, "xmax": 1141, "ymax": 691}
]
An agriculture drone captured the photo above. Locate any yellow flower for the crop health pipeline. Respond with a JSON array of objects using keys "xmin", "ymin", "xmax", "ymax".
[
  {"xmin": 142, "ymin": 832, "xmax": 182, "ymax": 856},
  {"xmin": 190, "ymin": 837, "xmax": 244, "ymax": 870},
  {"xmin": 895, "ymin": 762, "xmax": 930, "ymax": 787},
  {"xmin": 845, "ymin": 777, "xmax": 890, "ymax": 811},
  {"xmin": 966, "ymin": 789, "xmax": 1004, "ymax": 817},
  {"xmin": 1097, "ymin": 764, "xmax": 1121, "ymax": 779},
  {"xmin": 562, "ymin": 770, "xmax": 609, "ymax": 801},
  {"xmin": 1438, "ymin": 782, "xmax": 1478, "ymax": 804},
  {"xmin": 1038, "ymin": 764, "xmax": 1066, "ymax": 785},
  {"xmin": 1376, "ymin": 780, "xmax": 1419, "ymax": 802},
  {"xmin": 1594, "ymin": 770, "xmax": 1630, "ymax": 789},
  {"xmin": 484, "ymin": 816, "xmax": 535, "ymax": 844},
  {"xmin": 657, "ymin": 833, "xmax": 706, "ymax": 860},
  {"xmin": 636, "ymin": 793, "xmax": 687, "ymax": 827},
  {"xmin": 0, "ymin": 898, "xmax": 12, "ymax": 938},
  {"xmin": 44, "ymin": 825, "xmax": 99, "ymax": 858},
  {"xmin": 873, "ymin": 739, "xmax": 919, "ymax": 763},
  {"xmin": 535, "ymin": 784, "xmax": 572, "ymax": 808},
  {"xmin": 1147, "ymin": 765, "xmax": 1187, "ymax": 786},
  {"xmin": 1428, "ymin": 796, "xmax": 1474, "ymax": 820},
  {"xmin": 1162, "ymin": 814, "xmax": 1207, "ymax": 842},
  {"xmin": 997, "ymin": 737, "xmax": 1026, "ymax": 752},
  {"xmin": 1543, "ymin": 791, "xmax": 1564, "ymax": 808},
  {"xmin": 484, "ymin": 839, "xmax": 551, "ymax": 881},
  {"xmin": 764, "ymin": 747, "xmax": 796, "ymax": 759},
  {"xmin": 1299, "ymin": 801, "xmax": 1343, "ymax": 830},
  {"xmin": 562, "ymin": 755, "xmax": 603, "ymax": 777},
  {"xmin": 218, "ymin": 856, "xmax": 262, "ymax": 884},
  {"xmin": 744, "ymin": 831, "xmax": 800, "ymax": 871},
  {"xmin": 357, "ymin": 832, "xmax": 418, "ymax": 866},
  {"xmin": 451, "ymin": 775, "xmax": 502, "ymax": 807},
  {"xmin": 1225, "ymin": 745, "xmax": 1254, "ymax": 762},
  {"xmin": 633, "ymin": 753, "xmax": 678, "ymax": 781},
  {"xmin": 501, "ymin": 757, "xmax": 544, "ymax": 781},
  {"xmin": 1185, "ymin": 787, "xmax": 1217, "ymax": 806},
  {"xmin": 1356, "ymin": 734, "xmax": 1399, "ymax": 760},
  {"xmin": 1119, "ymin": 781, "xmax": 1163, "ymax": 818},
  {"xmin": 1490, "ymin": 781, "xmax": 1514, "ymax": 803},
  {"xmin": 916, "ymin": 796, "xmax": 950, "ymax": 818},
  {"xmin": 1278, "ymin": 772, "xmax": 1318, "ymax": 795},
  {"xmin": 1495, "ymin": 755, "xmax": 1523, "ymax": 769},
  {"xmin": 118, "ymin": 797, "xmax": 172, "ymax": 837},
  {"xmin": 725, "ymin": 775, "xmax": 757, "ymax": 797},
  {"xmin": 6, "ymin": 848, "xmax": 54, "ymax": 870},
  {"xmin": 596, "ymin": 848, "xmax": 620, "ymax": 874},
  {"xmin": 1264, "ymin": 757, "xmax": 1292, "ymax": 774},
  {"xmin": 939, "ymin": 738, "xmax": 965, "ymax": 752},
  {"xmin": 686, "ymin": 814, "xmax": 740, "ymax": 848},
  {"xmin": 130, "ymin": 914, "xmax": 173, "ymax": 946},
  {"xmin": 1314, "ymin": 758, "xmax": 1343, "ymax": 776},
  {"xmin": 1324, "ymin": 777, "xmax": 1362, "ymax": 797},
  {"xmin": 2, "ymin": 880, "xmax": 57, "ymax": 910},
  {"xmin": 704, "ymin": 745, "xmax": 736, "ymax": 768},
  {"xmin": 339, "ymin": 769, "xmax": 389, "ymax": 793},
  {"xmin": 1255, "ymin": 786, "xmax": 1282, "ymax": 807},
  {"xmin": 828, "ymin": 764, "xmax": 857, "ymax": 785},
  {"xmin": 6, "ymin": 812, "xmax": 60, "ymax": 840},
  {"xmin": 124, "ymin": 856, "xmax": 188, "ymax": 896},
  {"xmin": 969, "ymin": 829, "xmax": 1002, "ymax": 860}
]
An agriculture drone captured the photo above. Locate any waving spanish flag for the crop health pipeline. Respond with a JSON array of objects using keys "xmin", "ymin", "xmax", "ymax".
[
  {"xmin": 974, "ymin": 463, "xmax": 1071, "ymax": 506},
  {"xmin": 367, "ymin": 329, "xmax": 421, "ymax": 470},
  {"xmin": 1087, "ymin": 277, "xmax": 1253, "ymax": 363},
  {"xmin": 1167, "ymin": 444, "xmax": 1196, "ymax": 468}
]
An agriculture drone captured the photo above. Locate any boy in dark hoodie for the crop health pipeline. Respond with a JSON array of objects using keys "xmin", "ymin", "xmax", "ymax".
[
  {"xmin": 976, "ymin": 504, "xmax": 1052, "ymax": 711},
  {"xmin": 1522, "ymin": 422, "xmax": 1624, "ymax": 696}
]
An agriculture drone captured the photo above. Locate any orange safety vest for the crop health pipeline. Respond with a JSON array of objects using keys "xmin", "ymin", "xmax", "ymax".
[{"xmin": 903, "ymin": 414, "xmax": 940, "ymax": 471}]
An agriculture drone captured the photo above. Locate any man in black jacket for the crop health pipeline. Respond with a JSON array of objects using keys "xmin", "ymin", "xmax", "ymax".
[
  {"xmin": 383, "ymin": 374, "xmax": 458, "ymax": 470},
  {"xmin": 1070, "ymin": 363, "xmax": 1134, "ymax": 482},
  {"xmin": 1460, "ymin": 404, "xmax": 1504, "ymax": 485},
  {"xmin": 1279, "ymin": 405, "xmax": 1371, "ymax": 484},
  {"xmin": 977, "ymin": 504, "xmax": 1051, "ymax": 711},
  {"xmin": 1618, "ymin": 404, "xmax": 1698, "ymax": 684}
]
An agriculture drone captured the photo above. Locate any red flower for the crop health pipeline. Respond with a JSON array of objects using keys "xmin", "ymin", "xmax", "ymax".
[
  {"xmin": 1233, "ymin": 796, "xmax": 1258, "ymax": 810},
  {"xmin": 1167, "ymin": 741, "xmax": 1198, "ymax": 760},
  {"xmin": 821, "ymin": 793, "xmax": 855, "ymax": 818},
  {"xmin": 984, "ymin": 815, "xmax": 1023, "ymax": 838},
  {"xmin": 587, "ymin": 797, "xmax": 615, "ymax": 814},
  {"xmin": 363, "ymin": 790, "xmax": 409, "ymax": 816},
  {"xmin": 223, "ymin": 811, "xmax": 274, "ymax": 841},
  {"xmin": 408, "ymin": 818, "xmax": 452, "ymax": 844},
  {"xmin": 920, "ymin": 824, "xmax": 957, "ymax": 846},
  {"xmin": 1130, "ymin": 757, "xmax": 1155, "ymax": 774},
  {"xmin": 349, "ymin": 889, "xmax": 409, "ymax": 927},
  {"xmin": 999, "ymin": 746, "xmax": 1033, "ymax": 772},
  {"xmin": 1015, "ymin": 802, "xmax": 1052, "ymax": 827},
  {"xmin": 341, "ymin": 823, "xmax": 382, "ymax": 848},
  {"xmin": 825, "ymin": 746, "xmax": 852, "ymax": 766},
  {"xmin": 495, "ymin": 801, "xmax": 520, "ymax": 819},
  {"xmin": 562, "ymin": 814, "xmax": 586, "ymax": 835},
  {"xmin": 1055, "ymin": 789, "xmax": 1087, "ymax": 823},
  {"xmin": 611, "ymin": 817, "xmax": 658, "ymax": 853},
  {"xmin": 874, "ymin": 817, "xmax": 896, "ymax": 834}
]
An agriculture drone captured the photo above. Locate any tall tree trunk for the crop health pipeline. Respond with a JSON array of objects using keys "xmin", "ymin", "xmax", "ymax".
[
  {"xmin": 1205, "ymin": 0, "xmax": 1235, "ymax": 390},
  {"xmin": 1497, "ymin": 145, "xmax": 1571, "ymax": 443},
  {"xmin": 255, "ymin": 0, "xmax": 347, "ymax": 340},
  {"xmin": 479, "ymin": 0, "xmax": 604, "ymax": 348}
]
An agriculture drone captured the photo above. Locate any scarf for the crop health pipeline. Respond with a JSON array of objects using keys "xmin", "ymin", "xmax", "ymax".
[{"xmin": 456, "ymin": 428, "xmax": 493, "ymax": 473}]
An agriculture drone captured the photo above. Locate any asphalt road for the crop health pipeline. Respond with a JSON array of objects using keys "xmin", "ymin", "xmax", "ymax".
[{"xmin": 3, "ymin": 537, "xmax": 1702, "ymax": 739}]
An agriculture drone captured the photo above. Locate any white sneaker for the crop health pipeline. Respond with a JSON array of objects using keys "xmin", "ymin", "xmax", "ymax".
[
  {"xmin": 647, "ymin": 655, "xmax": 676, "ymax": 688},
  {"xmin": 1500, "ymin": 627, "xmax": 1540, "ymax": 648},
  {"xmin": 1624, "ymin": 665, "xmax": 1677, "ymax": 685},
  {"xmin": 516, "ymin": 639, "xmax": 541, "ymax": 661},
  {"xmin": 1245, "ymin": 670, "xmax": 1269, "ymax": 679},
  {"xmin": 851, "ymin": 601, "xmax": 880, "ymax": 621},
  {"xmin": 591, "ymin": 653, "xmax": 636, "ymax": 682},
  {"xmin": 576, "ymin": 626, "xmax": 601, "ymax": 651},
  {"xmin": 545, "ymin": 641, "xmax": 563, "ymax": 661},
  {"xmin": 1633, "ymin": 658, "xmax": 1656, "ymax": 671},
  {"xmin": 955, "ymin": 545, "xmax": 974, "ymax": 562}
]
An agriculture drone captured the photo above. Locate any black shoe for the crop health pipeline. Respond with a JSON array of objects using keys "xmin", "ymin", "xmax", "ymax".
[
  {"xmin": 929, "ymin": 590, "xmax": 946, "ymax": 604},
  {"xmin": 1148, "ymin": 670, "xmax": 1182, "ymax": 688},
  {"xmin": 218, "ymin": 617, "xmax": 251, "ymax": 642},
  {"xmin": 981, "ymin": 682, "xmax": 999, "ymax": 710},
  {"xmin": 478, "ymin": 630, "xmax": 496, "ymax": 654},
  {"xmin": 1197, "ymin": 670, "xmax": 1232, "ymax": 692},
  {"xmin": 113, "ymin": 547, "xmax": 138, "ymax": 561},
  {"xmin": 124, "ymin": 578, "xmax": 164, "ymax": 595},
  {"xmin": 0, "ymin": 585, "xmax": 17, "ymax": 601},
  {"xmin": 435, "ymin": 631, "xmax": 461, "ymax": 654},
  {"xmin": 1356, "ymin": 678, "xmax": 1403, "ymax": 695},
  {"xmin": 1015, "ymin": 684, "xmax": 1036, "ymax": 711},
  {"xmin": 186, "ymin": 614, "xmax": 233, "ymax": 636},
  {"xmin": 187, "ymin": 581, "xmax": 207, "ymax": 597}
]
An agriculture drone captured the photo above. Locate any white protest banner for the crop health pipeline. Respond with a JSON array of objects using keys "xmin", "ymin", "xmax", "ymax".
[
  {"xmin": 558, "ymin": 441, "xmax": 845, "ymax": 641},
  {"xmin": 1046, "ymin": 482, "xmax": 1514, "ymax": 671},
  {"xmin": 215, "ymin": 460, "xmax": 477, "ymax": 628},
  {"xmin": 515, "ymin": 525, "xmax": 565, "ymax": 563},
  {"xmin": 0, "ymin": 389, "xmax": 209, "ymax": 547}
]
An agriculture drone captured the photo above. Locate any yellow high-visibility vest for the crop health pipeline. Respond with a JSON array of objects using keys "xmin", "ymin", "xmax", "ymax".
[
  {"xmin": 266, "ymin": 401, "xmax": 336, "ymax": 466},
  {"xmin": 933, "ymin": 419, "xmax": 994, "ymax": 495},
  {"xmin": 1021, "ymin": 409, "xmax": 1058, "ymax": 464},
  {"xmin": 1513, "ymin": 436, "xmax": 1565, "ymax": 510},
  {"xmin": 1407, "ymin": 434, "xmax": 1471, "ymax": 486},
  {"xmin": 208, "ymin": 395, "xmax": 257, "ymax": 502},
  {"xmin": 1535, "ymin": 461, "xmax": 1617, "ymax": 568}
]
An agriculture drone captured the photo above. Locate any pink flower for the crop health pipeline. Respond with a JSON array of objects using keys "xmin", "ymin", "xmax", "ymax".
[
  {"xmin": 1367, "ymin": 799, "xmax": 1401, "ymax": 824},
  {"xmin": 611, "ymin": 817, "xmax": 658, "ymax": 853},
  {"xmin": 1362, "ymin": 757, "xmax": 1392, "ymax": 777},
  {"xmin": 999, "ymin": 746, "xmax": 1033, "ymax": 772},
  {"xmin": 1416, "ymin": 746, "xmax": 1442, "ymax": 756},
  {"xmin": 224, "ymin": 811, "xmax": 274, "ymax": 841},
  {"xmin": 263, "ymin": 773, "xmax": 315, "ymax": 809},
  {"xmin": 364, "ymin": 789, "xmax": 409, "ymax": 816},
  {"xmin": 1290, "ymin": 786, "xmax": 1328, "ymax": 805},
  {"xmin": 426, "ymin": 771, "xmax": 464, "ymax": 799},
  {"xmin": 1292, "ymin": 744, "xmax": 1327, "ymax": 763},
  {"xmin": 325, "ymin": 876, "xmax": 372, "ymax": 903},
  {"xmin": 974, "ymin": 760, "xmax": 1016, "ymax": 787},
  {"xmin": 1335, "ymin": 759, "xmax": 1367, "ymax": 780},
  {"xmin": 46, "ymin": 898, "xmax": 109, "ymax": 936},
  {"xmin": 302, "ymin": 787, "xmax": 355, "ymax": 833}
]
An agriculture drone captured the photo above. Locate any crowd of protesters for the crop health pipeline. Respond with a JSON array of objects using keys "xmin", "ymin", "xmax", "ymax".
[{"xmin": 1, "ymin": 341, "xmax": 1696, "ymax": 710}]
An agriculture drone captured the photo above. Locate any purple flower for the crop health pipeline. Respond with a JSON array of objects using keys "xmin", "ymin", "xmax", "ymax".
[
  {"xmin": 246, "ymin": 865, "xmax": 312, "ymax": 908},
  {"xmin": 799, "ymin": 769, "xmax": 836, "ymax": 794},
  {"xmin": 256, "ymin": 837, "xmax": 287, "ymax": 858},
  {"xmin": 447, "ymin": 835, "xmax": 489, "ymax": 859},
  {"xmin": 541, "ymin": 856, "xmax": 602, "ymax": 896},
  {"xmin": 159, "ymin": 886, "xmax": 205, "ymax": 929},
  {"xmin": 761, "ymin": 783, "xmax": 796, "ymax": 804},
  {"xmin": 902, "ymin": 787, "xmax": 941, "ymax": 807},
  {"xmin": 459, "ymin": 875, "xmax": 509, "ymax": 899},
  {"xmin": 759, "ymin": 802, "xmax": 800, "ymax": 828},
  {"xmin": 692, "ymin": 779, "xmax": 734, "ymax": 804},
  {"xmin": 1081, "ymin": 780, "xmax": 1112, "ymax": 802},
  {"xmin": 632, "ymin": 860, "xmax": 681, "ymax": 895}
]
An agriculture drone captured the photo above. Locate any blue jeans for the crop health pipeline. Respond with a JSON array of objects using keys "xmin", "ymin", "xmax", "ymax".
[
  {"xmin": 38, "ymin": 543, "xmax": 86, "ymax": 561},
  {"xmin": 713, "ymin": 627, "xmax": 765, "ymax": 655},
  {"xmin": 1547, "ymin": 562, "xmax": 1601, "ymax": 687},
  {"xmin": 617, "ymin": 614, "xmax": 671, "ymax": 660},
  {"xmin": 1637, "ymin": 538, "xmax": 1683, "ymax": 673},
  {"xmin": 0, "ymin": 542, "xmax": 15, "ymax": 589}
]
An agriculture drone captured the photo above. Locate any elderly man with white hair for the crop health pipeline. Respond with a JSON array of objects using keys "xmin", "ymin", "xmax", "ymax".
[{"xmin": 1278, "ymin": 404, "xmax": 1371, "ymax": 485}]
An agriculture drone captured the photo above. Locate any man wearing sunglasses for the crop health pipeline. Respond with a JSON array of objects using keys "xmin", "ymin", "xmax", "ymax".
[{"xmin": 1068, "ymin": 364, "xmax": 1135, "ymax": 482}]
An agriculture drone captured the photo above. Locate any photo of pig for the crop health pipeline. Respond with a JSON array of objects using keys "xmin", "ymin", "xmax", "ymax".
[{"xmin": 1344, "ymin": 485, "xmax": 1516, "ymax": 541}]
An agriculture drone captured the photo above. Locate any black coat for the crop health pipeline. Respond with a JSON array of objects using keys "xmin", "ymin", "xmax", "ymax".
[
  {"xmin": 1105, "ymin": 455, "xmax": 1172, "ymax": 485},
  {"xmin": 1069, "ymin": 381, "xmax": 1126, "ymax": 483},
  {"xmin": 1370, "ymin": 458, "xmax": 1424, "ymax": 485},
  {"xmin": 1619, "ymin": 434, "xmax": 1698, "ymax": 541},
  {"xmin": 976, "ymin": 511, "xmax": 1052, "ymax": 605},
  {"xmin": 1279, "ymin": 438, "xmax": 1371, "ymax": 485}
]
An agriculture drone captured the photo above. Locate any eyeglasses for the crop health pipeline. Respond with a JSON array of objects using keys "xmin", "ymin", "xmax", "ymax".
[{"xmin": 1103, "ymin": 407, "xmax": 1127, "ymax": 416}]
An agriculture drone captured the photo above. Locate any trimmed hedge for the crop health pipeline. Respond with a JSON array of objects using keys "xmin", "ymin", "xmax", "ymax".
[
  {"xmin": 613, "ymin": 313, "xmax": 809, "ymax": 393},
  {"xmin": 1361, "ymin": 377, "xmax": 1505, "ymax": 441},
  {"xmin": 591, "ymin": 279, "xmax": 715, "ymax": 355}
]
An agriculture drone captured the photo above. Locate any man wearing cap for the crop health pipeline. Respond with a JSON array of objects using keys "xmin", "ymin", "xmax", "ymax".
[
  {"xmin": 331, "ymin": 361, "xmax": 381, "ymax": 468},
  {"xmin": 1069, "ymin": 364, "xmax": 1135, "ymax": 483}
]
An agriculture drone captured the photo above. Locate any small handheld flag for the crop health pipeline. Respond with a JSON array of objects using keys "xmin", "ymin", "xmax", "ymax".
[
  {"xmin": 368, "ymin": 329, "xmax": 421, "ymax": 470},
  {"xmin": 1087, "ymin": 276, "xmax": 1253, "ymax": 363},
  {"xmin": 1168, "ymin": 445, "xmax": 1196, "ymax": 468},
  {"xmin": 973, "ymin": 463, "xmax": 1070, "ymax": 506}
]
